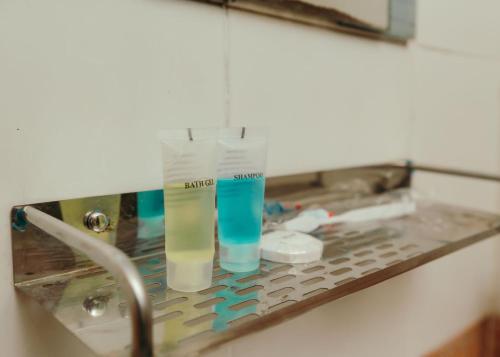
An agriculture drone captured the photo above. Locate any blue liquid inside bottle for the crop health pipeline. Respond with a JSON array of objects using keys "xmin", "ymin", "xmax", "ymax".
[
  {"xmin": 216, "ymin": 177, "xmax": 265, "ymax": 272},
  {"xmin": 137, "ymin": 190, "xmax": 165, "ymax": 239}
]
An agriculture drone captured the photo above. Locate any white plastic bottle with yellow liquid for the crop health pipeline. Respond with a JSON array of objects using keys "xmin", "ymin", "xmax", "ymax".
[{"xmin": 160, "ymin": 128, "xmax": 217, "ymax": 292}]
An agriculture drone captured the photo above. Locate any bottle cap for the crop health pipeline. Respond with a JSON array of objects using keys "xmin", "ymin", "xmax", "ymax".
[
  {"xmin": 166, "ymin": 259, "xmax": 213, "ymax": 292},
  {"xmin": 219, "ymin": 242, "xmax": 260, "ymax": 272}
]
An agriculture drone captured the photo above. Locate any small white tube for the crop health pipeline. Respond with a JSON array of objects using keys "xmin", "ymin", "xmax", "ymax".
[
  {"xmin": 216, "ymin": 127, "xmax": 268, "ymax": 272},
  {"xmin": 159, "ymin": 128, "xmax": 217, "ymax": 292}
]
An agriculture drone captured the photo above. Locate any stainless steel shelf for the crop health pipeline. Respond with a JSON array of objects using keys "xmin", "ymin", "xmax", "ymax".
[{"xmin": 11, "ymin": 163, "xmax": 500, "ymax": 356}]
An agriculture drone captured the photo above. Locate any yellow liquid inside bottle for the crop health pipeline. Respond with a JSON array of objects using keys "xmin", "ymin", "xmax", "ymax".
[{"xmin": 164, "ymin": 183, "xmax": 215, "ymax": 291}]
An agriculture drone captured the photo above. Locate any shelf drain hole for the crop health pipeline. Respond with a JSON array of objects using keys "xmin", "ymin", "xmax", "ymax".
[
  {"xmin": 303, "ymin": 288, "xmax": 328, "ymax": 297},
  {"xmin": 302, "ymin": 266, "xmax": 325, "ymax": 273},
  {"xmin": 194, "ymin": 297, "xmax": 225, "ymax": 309},
  {"xmin": 300, "ymin": 277, "xmax": 325, "ymax": 286},
  {"xmin": 354, "ymin": 250, "xmax": 372, "ymax": 257},
  {"xmin": 199, "ymin": 285, "xmax": 227, "ymax": 295},
  {"xmin": 331, "ymin": 267, "xmax": 352, "ymax": 276},
  {"xmin": 153, "ymin": 311, "xmax": 182, "ymax": 323},
  {"xmin": 237, "ymin": 273, "xmax": 264, "ymax": 283},
  {"xmin": 184, "ymin": 313, "xmax": 218, "ymax": 327},
  {"xmin": 268, "ymin": 287, "xmax": 295, "ymax": 297},
  {"xmin": 380, "ymin": 251, "xmax": 398, "ymax": 258},
  {"xmin": 154, "ymin": 297, "xmax": 188, "ymax": 310},
  {"xmin": 236, "ymin": 285, "xmax": 264, "ymax": 296},
  {"xmin": 355, "ymin": 259, "xmax": 375, "ymax": 267},
  {"xmin": 229, "ymin": 299, "xmax": 259, "ymax": 311},
  {"xmin": 329, "ymin": 257, "xmax": 350, "ymax": 265},
  {"xmin": 270, "ymin": 275, "xmax": 295, "ymax": 284}
]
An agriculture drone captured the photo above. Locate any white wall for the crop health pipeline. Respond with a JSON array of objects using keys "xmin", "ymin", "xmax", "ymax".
[
  {"xmin": 227, "ymin": 9, "xmax": 411, "ymax": 175},
  {"xmin": 410, "ymin": 0, "xmax": 500, "ymax": 321},
  {"xmin": 0, "ymin": 0, "xmax": 499, "ymax": 356}
]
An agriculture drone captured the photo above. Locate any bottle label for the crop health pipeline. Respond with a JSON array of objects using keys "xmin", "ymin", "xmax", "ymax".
[
  {"xmin": 233, "ymin": 173, "xmax": 264, "ymax": 180},
  {"xmin": 184, "ymin": 179, "xmax": 215, "ymax": 189}
]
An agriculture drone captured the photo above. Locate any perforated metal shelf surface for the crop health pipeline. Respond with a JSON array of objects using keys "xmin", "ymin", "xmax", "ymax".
[
  {"xmin": 12, "ymin": 164, "xmax": 500, "ymax": 356},
  {"xmin": 15, "ymin": 201, "xmax": 500, "ymax": 356}
]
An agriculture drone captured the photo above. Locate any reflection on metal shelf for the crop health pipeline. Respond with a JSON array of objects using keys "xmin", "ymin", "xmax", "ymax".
[{"xmin": 10, "ymin": 163, "xmax": 500, "ymax": 356}]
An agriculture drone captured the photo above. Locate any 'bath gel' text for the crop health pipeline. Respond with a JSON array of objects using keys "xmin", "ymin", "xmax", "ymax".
[{"xmin": 184, "ymin": 179, "xmax": 215, "ymax": 189}]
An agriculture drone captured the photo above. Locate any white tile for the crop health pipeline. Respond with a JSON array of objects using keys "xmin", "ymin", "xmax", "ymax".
[
  {"xmin": 405, "ymin": 237, "xmax": 498, "ymax": 354},
  {"xmin": 411, "ymin": 45, "xmax": 500, "ymax": 173},
  {"xmin": 0, "ymin": 0, "xmax": 226, "ymax": 202},
  {"xmin": 413, "ymin": 172, "xmax": 500, "ymax": 212},
  {"xmin": 417, "ymin": 0, "xmax": 500, "ymax": 58},
  {"xmin": 227, "ymin": 11, "xmax": 413, "ymax": 176}
]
